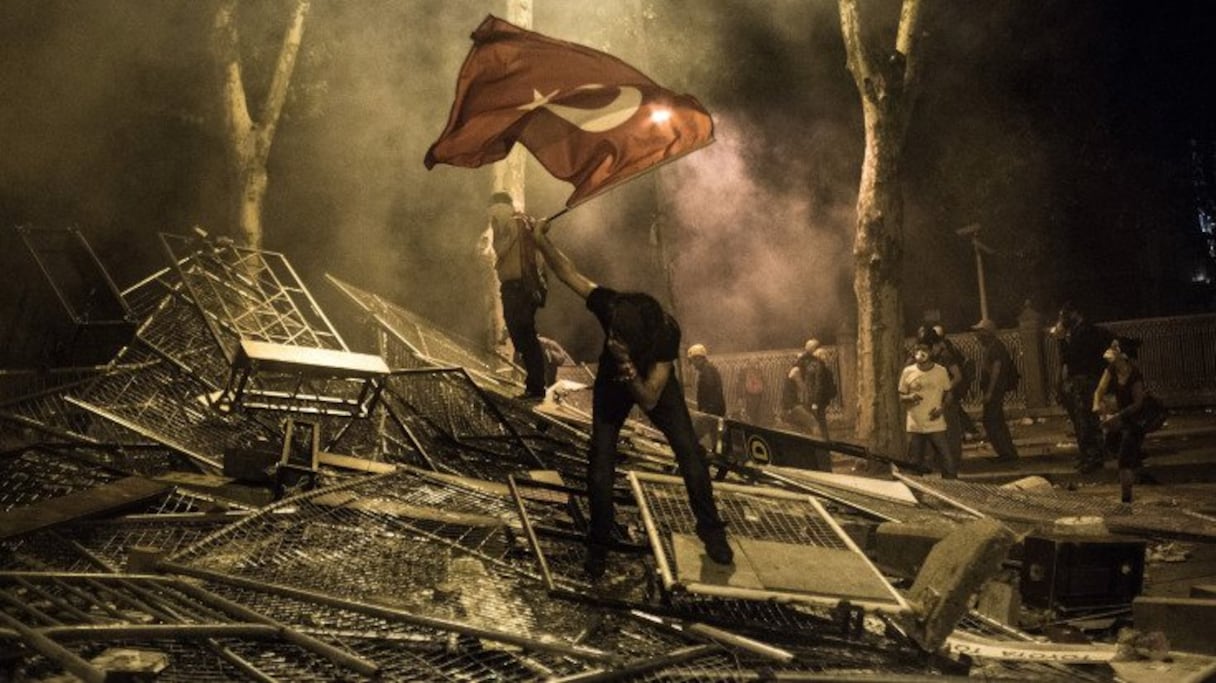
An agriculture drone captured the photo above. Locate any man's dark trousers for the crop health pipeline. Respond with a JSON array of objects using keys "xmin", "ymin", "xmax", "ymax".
[
  {"xmin": 587, "ymin": 376, "xmax": 723, "ymax": 547},
  {"xmin": 501, "ymin": 280, "xmax": 546, "ymax": 396}
]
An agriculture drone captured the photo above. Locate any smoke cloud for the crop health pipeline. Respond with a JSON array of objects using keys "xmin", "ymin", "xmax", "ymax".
[{"xmin": 3, "ymin": 0, "xmax": 1209, "ymax": 365}]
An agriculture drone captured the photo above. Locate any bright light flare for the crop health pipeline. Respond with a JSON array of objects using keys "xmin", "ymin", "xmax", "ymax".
[{"xmin": 650, "ymin": 108, "xmax": 671, "ymax": 124}]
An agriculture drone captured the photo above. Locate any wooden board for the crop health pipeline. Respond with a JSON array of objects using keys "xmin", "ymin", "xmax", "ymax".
[{"xmin": 0, "ymin": 476, "xmax": 173, "ymax": 540}]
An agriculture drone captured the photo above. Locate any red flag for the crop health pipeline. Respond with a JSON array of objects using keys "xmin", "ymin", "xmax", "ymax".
[{"xmin": 425, "ymin": 15, "xmax": 714, "ymax": 207}]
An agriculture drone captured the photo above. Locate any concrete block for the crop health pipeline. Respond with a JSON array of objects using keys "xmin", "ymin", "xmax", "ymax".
[
  {"xmin": 873, "ymin": 519, "xmax": 957, "ymax": 579},
  {"xmin": 903, "ymin": 518, "xmax": 1016, "ymax": 651},
  {"xmin": 1133, "ymin": 597, "xmax": 1216, "ymax": 655},
  {"xmin": 975, "ymin": 570, "xmax": 1022, "ymax": 626}
]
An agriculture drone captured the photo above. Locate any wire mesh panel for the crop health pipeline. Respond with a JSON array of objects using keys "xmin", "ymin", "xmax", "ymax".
[
  {"xmin": 126, "ymin": 272, "xmax": 231, "ymax": 389},
  {"xmin": 0, "ymin": 572, "xmax": 385, "ymax": 682},
  {"xmin": 327, "ymin": 274, "xmax": 525, "ymax": 392},
  {"xmin": 0, "ymin": 450, "xmax": 120, "ymax": 513},
  {"xmin": 168, "ymin": 470, "xmax": 540, "ymax": 621},
  {"xmin": 65, "ymin": 344, "xmax": 281, "ymax": 473},
  {"xmin": 0, "ymin": 371, "xmax": 153, "ymax": 448},
  {"xmin": 161, "ymin": 233, "xmax": 347, "ymax": 363},
  {"xmin": 630, "ymin": 472, "xmax": 908, "ymax": 613},
  {"xmin": 162, "ymin": 470, "xmax": 726, "ymax": 676},
  {"xmin": 1, "ymin": 510, "xmax": 241, "ymax": 574},
  {"xmin": 382, "ymin": 369, "xmax": 546, "ymax": 479}
]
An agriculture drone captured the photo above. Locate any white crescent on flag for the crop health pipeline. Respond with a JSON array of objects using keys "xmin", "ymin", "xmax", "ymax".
[{"xmin": 518, "ymin": 85, "xmax": 643, "ymax": 133}]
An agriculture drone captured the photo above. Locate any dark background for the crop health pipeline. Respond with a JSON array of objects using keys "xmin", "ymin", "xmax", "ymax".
[{"xmin": 1, "ymin": 0, "xmax": 1213, "ymax": 362}]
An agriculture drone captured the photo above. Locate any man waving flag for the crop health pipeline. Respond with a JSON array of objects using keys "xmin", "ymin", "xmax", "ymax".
[{"xmin": 425, "ymin": 15, "xmax": 714, "ymax": 207}]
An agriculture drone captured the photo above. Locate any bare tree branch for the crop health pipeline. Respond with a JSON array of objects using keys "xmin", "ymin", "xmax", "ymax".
[
  {"xmin": 256, "ymin": 0, "xmax": 310, "ymax": 163},
  {"xmin": 213, "ymin": 0, "xmax": 253, "ymax": 166},
  {"xmin": 838, "ymin": 0, "xmax": 877, "ymax": 104},
  {"xmin": 896, "ymin": 0, "xmax": 925, "ymax": 96}
]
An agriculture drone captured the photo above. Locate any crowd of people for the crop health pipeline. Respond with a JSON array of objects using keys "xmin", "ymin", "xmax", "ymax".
[{"xmin": 488, "ymin": 194, "xmax": 1164, "ymax": 578}]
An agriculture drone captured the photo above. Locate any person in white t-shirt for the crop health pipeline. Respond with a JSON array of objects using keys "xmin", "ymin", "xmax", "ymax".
[{"xmin": 899, "ymin": 339, "xmax": 957, "ymax": 478}]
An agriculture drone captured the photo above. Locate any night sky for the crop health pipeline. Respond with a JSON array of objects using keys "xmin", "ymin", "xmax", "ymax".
[{"xmin": 1, "ymin": 0, "xmax": 1213, "ymax": 362}]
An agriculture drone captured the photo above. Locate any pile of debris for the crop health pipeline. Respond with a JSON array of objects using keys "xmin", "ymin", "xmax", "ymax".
[{"xmin": 2, "ymin": 230, "xmax": 1213, "ymax": 681}]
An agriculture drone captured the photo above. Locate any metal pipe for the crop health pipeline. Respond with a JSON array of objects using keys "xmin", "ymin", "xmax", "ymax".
[
  {"xmin": 547, "ymin": 645, "xmax": 715, "ymax": 682},
  {"xmin": 39, "ymin": 623, "xmax": 279, "ymax": 641},
  {"xmin": 0, "ymin": 608, "xmax": 105, "ymax": 683},
  {"xmin": 168, "ymin": 578, "xmax": 379, "ymax": 677},
  {"xmin": 13, "ymin": 577, "xmax": 95, "ymax": 623},
  {"xmin": 507, "ymin": 474, "xmax": 556, "ymax": 590}
]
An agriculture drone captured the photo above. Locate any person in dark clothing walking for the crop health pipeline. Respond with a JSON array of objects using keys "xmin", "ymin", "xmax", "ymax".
[
  {"xmin": 489, "ymin": 192, "xmax": 547, "ymax": 399},
  {"xmin": 527, "ymin": 217, "xmax": 733, "ymax": 579},
  {"xmin": 925, "ymin": 328, "xmax": 965, "ymax": 471},
  {"xmin": 780, "ymin": 340, "xmax": 833, "ymax": 441},
  {"xmin": 932, "ymin": 324, "xmax": 980, "ymax": 439},
  {"xmin": 972, "ymin": 319, "xmax": 1019, "ymax": 462},
  {"xmin": 1051, "ymin": 302, "xmax": 1113, "ymax": 472},
  {"xmin": 1093, "ymin": 338, "xmax": 1162, "ymax": 503}
]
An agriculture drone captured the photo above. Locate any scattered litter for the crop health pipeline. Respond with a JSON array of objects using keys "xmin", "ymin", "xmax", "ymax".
[
  {"xmin": 1147, "ymin": 542, "xmax": 1193, "ymax": 563},
  {"xmin": 1114, "ymin": 628, "xmax": 1171, "ymax": 662}
]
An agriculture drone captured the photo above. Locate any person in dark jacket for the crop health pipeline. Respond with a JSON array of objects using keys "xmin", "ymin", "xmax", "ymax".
[
  {"xmin": 1093, "ymin": 338, "xmax": 1156, "ymax": 503},
  {"xmin": 527, "ymin": 216, "xmax": 733, "ymax": 579},
  {"xmin": 1051, "ymin": 302, "xmax": 1114, "ymax": 472},
  {"xmin": 780, "ymin": 339, "xmax": 833, "ymax": 441},
  {"xmin": 972, "ymin": 319, "xmax": 1019, "ymax": 462}
]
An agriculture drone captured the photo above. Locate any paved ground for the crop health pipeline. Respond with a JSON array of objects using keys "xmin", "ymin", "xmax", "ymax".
[{"xmin": 957, "ymin": 407, "xmax": 1216, "ymax": 508}]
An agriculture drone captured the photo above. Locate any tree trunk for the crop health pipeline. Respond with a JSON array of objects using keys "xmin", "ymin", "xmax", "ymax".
[
  {"xmin": 853, "ymin": 105, "xmax": 906, "ymax": 458},
  {"xmin": 485, "ymin": 0, "xmax": 532, "ymax": 355},
  {"xmin": 213, "ymin": 0, "xmax": 309, "ymax": 250},
  {"xmin": 838, "ymin": 0, "xmax": 924, "ymax": 459}
]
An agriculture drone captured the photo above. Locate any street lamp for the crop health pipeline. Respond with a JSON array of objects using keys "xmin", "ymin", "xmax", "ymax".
[{"xmin": 956, "ymin": 223, "xmax": 996, "ymax": 321}]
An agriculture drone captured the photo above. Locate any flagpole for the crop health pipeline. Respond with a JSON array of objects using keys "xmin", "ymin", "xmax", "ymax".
[{"xmin": 543, "ymin": 207, "xmax": 570, "ymax": 223}]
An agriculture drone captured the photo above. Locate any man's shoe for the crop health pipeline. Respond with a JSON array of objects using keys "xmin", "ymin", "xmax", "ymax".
[
  {"xmin": 516, "ymin": 391, "xmax": 545, "ymax": 403},
  {"xmin": 583, "ymin": 545, "xmax": 608, "ymax": 580},
  {"xmin": 992, "ymin": 454, "xmax": 1018, "ymax": 463},
  {"xmin": 698, "ymin": 529, "xmax": 734, "ymax": 566}
]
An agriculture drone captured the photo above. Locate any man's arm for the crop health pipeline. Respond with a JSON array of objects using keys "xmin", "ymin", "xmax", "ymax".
[
  {"xmin": 1092, "ymin": 368, "xmax": 1112, "ymax": 413},
  {"xmin": 530, "ymin": 219, "xmax": 595, "ymax": 299},
  {"xmin": 984, "ymin": 359, "xmax": 1003, "ymax": 403},
  {"xmin": 898, "ymin": 370, "xmax": 920, "ymax": 406},
  {"xmin": 608, "ymin": 338, "xmax": 669, "ymax": 411}
]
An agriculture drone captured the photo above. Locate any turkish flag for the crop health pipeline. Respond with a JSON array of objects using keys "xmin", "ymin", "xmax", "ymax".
[{"xmin": 425, "ymin": 15, "xmax": 714, "ymax": 207}]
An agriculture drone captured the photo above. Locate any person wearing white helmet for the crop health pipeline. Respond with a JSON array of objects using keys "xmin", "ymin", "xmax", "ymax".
[
  {"xmin": 686, "ymin": 343, "xmax": 726, "ymax": 418},
  {"xmin": 686, "ymin": 343, "xmax": 726, "ymax": 452}
]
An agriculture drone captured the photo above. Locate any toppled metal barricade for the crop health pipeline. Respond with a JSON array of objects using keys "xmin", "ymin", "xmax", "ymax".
[{"xmin": 0, "ymin": 235, "xmax": 1137, "ymax": 680}]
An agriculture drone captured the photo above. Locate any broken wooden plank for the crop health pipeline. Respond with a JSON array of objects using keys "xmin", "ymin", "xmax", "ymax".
[{"xmin": 0, "ymin": 477, "xmax": 172, "ymax": 541}]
